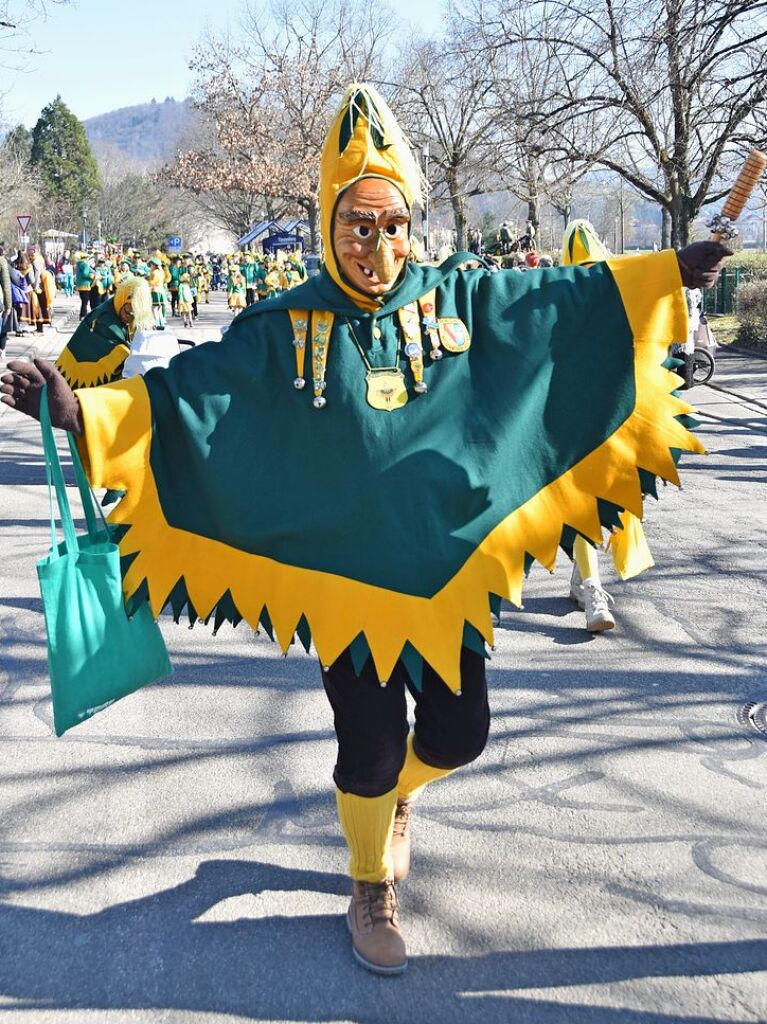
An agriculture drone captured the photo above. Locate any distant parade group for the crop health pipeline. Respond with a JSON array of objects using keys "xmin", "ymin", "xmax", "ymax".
[
  {"xmin": 68, "ymin": 248, "xmax": 310, "ymax": 326},
  {"xmin": 0, "ymin": 243, "xmax": 310, "ymax": 349}
]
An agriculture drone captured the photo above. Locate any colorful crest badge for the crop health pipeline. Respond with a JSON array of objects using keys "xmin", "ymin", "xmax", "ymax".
[{"xmin": 438, "ymin": 318, "xmax": 471, "ymax": 352}]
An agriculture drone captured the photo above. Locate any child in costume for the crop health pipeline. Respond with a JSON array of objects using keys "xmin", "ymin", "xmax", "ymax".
[
  {"xmin": 241, "ymin": 253, "xmax": 258, "ymax": 305},
  {"xmin": 177, "ymin": 273, "xmax": 193, "ymax": 329},
  {"xmin": 280, "ymin": 260, "xmax": 303, "ymax": 291},
  {"xmin": 227, "ymin": 268, "xmax": 246, "ymax": 312},
  {"xmin": 147, "ymin": 258, "xmax": 167, "ymax": 330},
  {"xmin": 61, "ymin": 256, "xmax": 74, "ymax": 297},
  {"xmin": 1, "ymin": 84, "xmax": 730, "ymax": 978},
  {"xmin": 168, "ymin": 257, "xmax": 181, "ymax": 317},
  {"xmin": 93, "ymin": 259, "xmax": 112, "ymax": 307},
  {"xmin": 182, "ymin": 258, "xmax": 198, "ymax": 319},
  {"xmin": 263, "ymin": 262, "xmax": 282, "ymax": 298},
  {"xmin": 196, "ymin": 260, "xmax": 211, "ymax": 304}
]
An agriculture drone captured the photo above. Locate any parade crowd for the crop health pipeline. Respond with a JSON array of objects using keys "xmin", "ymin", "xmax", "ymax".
[{"xmin": 0, "ymin": 243, "xmax": 311, "ymax": 363}]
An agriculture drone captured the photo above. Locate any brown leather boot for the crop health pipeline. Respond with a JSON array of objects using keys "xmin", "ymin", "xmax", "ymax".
[
  {"xmin": 391, "ymin": 800, "xmax": 412, "ymax": 882},
  {"xmin": 347, "ymin": 879, "xmax": 407, "ymax": 975}
]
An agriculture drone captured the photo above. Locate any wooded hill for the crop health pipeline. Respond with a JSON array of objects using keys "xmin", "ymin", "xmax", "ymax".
[{"xmin": 84, "ymin": 97, "xmax": 197, "ymax": 167}]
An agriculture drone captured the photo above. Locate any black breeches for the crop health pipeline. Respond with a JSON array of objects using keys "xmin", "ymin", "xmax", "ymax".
[{"xmin": 322, "ymin": 646, "xmax": 490, "ymax": 797}]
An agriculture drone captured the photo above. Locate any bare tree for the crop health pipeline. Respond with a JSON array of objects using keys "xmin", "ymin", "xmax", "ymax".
[
  {"xmin": 483, "ymin": 0, "xmax": 767, "ymax": 246},
  {"xmin": 392, "ymin": 12, "xmax": 502, "ymax": 250},
  {"xmin": 0, "ymin": 1, "xmax": 70, "ymax": 73},
  {"xmin": 160, "ymin": 0, "xmax": 394, "ymax": 251},
  {"xmin": 95, "ymin": 147, "xmax": 202, "ymax": 250},
  {"xmin": 0, "ymin": 130, "xmax": 43, "ymax": 244}
]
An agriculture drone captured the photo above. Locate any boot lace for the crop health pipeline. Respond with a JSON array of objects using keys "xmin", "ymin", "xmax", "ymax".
[{"xmin": 360, "ymin": 880, "xmax": 399, "ymax": 926}]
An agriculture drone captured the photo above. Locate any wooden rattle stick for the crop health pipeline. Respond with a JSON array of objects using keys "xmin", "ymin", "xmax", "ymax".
[{"xmin": 710, "ymin": 149, "xmax": 767, "ymax": 240}]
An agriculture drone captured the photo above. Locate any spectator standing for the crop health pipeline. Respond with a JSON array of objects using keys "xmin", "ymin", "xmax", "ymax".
[
  {"xmin": 0, "ymin": 245, "xmax": 12, "ymax": 363},
  {"xmin": 61, "ymin": 255, "xmax": 75, "ymax": 297},
  {"xmin": 75, "ymin": 252, "xmax": 94, "ymax": 318}
]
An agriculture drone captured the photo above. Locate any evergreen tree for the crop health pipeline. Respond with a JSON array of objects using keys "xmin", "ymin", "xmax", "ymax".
[{"xmin": 30, "ymin": 96, "xmax": 100, "ymax": 216}]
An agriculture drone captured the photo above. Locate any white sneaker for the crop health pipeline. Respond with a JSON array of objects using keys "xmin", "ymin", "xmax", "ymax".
[
  {"xmin": 583, "ymin": 579, "xmax": 616, "ymax": 632},
  {"xmin": 569, "ymin": 563, "xmax": 585, "ymax": 609}
]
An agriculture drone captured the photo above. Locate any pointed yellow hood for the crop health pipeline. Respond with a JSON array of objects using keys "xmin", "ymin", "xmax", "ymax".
[
  {"xmin": 562, "ymin": 219, "xmax": 612, "ymax": 266},
  {"xmin": 320, "ymin": 83, "xmax": 423, "ymax": 311}
]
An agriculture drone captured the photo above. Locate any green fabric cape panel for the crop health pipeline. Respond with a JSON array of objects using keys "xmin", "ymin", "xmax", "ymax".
[
  {"xmin": 142, "ymin": 258, "xmax": 634, "ymax": 599},
  {"xmin": 61, "ymin": 299, "xmax": 128, "ymax": 365}
]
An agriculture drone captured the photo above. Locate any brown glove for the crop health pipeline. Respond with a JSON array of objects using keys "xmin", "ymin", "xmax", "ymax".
[
  {"xmin": 0, "ymin": 359, "xmax": 83, "ymax": 434},
  {"xmin": 676, "ymin": 241, "xmax": 733, "ymax": 289}
]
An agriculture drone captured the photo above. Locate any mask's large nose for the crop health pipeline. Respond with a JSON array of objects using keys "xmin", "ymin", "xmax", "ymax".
[{"xmin": 372, "ymin": 231, "xmax": 397, "ymax": 285}]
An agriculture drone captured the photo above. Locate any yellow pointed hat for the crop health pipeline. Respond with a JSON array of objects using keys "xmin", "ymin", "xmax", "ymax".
[
  {"xmin": 562, "ymin": 219, "xmax": 611, "ymax": 266},
  {"xmin": 320, "ymin": 83, "xmax": 424, "ymax": 310}
]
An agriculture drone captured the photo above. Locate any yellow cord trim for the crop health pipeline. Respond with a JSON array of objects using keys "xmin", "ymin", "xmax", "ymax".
[
  {"xmin": 56, "ymin": 342, "xmax": 129, "ymax": 389},
  {"xmin": 75, "ymin": 251, "xmax": 701, "ymax": 691}
]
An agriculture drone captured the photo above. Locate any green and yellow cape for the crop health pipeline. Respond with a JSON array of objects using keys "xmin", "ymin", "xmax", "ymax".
[
  {"xmin": 74, "ymin": 248, "xmax": 698, "ymax": 690},
  {"xmin": 56, "ymin": 299, "xmax": 130, "ymax": 388}
]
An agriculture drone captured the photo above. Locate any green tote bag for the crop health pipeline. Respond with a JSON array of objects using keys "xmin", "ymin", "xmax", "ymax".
[{"xmin": 36, "ymin": 386, "xmax": 172, "ymax": 735}]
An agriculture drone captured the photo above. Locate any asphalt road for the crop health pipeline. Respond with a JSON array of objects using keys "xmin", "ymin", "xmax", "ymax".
[{"xmin": 0, "ymin": 292, "xmax": 765, "ymax": 1023}]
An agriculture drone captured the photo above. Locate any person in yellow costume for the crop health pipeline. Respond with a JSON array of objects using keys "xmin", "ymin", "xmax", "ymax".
[
  {"xmin": 54, "ymin": 276, "xmax": 155, "ymax": 388},
  {"xmin": 2, "ymin": 84, "xmax": 729, "ymax": 977},
  {"xmin": 561, "ymin": 220, "xmax": 658, "ymax": 632},
  {"xmin": 147, "ymin": 258, "xmax": 167, "ymax": 329},
  {"xmin": 196, "ymin": 258, "xmax": 211, "ymax": 304}
]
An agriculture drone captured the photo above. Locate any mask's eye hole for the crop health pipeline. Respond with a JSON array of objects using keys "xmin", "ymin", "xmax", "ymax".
[
  {"xmin": 352, "ymin": 224, "xmax": 373, "ymax": 240},
  {"xmin": 385, "ymin": 223, "xmax": 405, "ymax": 238}
]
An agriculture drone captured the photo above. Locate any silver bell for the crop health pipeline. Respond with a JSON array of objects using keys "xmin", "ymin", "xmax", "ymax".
[
  {"xmin": 430, "ymin": 348, "xmax": 443, "ymax": 360},
  {"xmin": 293, "ymin": 377, "xmax": 306, "ymax": 389},
  {"xmin": 313, "ymin": 395, "xmax": 327, "ymax": 409},
  {"xmin": 414, "ymin": 381, "xmax": 428, "ymax": 394}
]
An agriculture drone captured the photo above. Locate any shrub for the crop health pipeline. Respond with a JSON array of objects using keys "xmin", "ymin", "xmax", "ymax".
[
  {"xmin": 727, "ymin": 251, "xmax": 767, "ymax": 281},
  {"xmin": 735, "ymin": 279, "xmax": 767, "ymax": 350}
]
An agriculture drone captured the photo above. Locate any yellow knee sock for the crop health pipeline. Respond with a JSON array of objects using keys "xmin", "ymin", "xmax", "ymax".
[
  {"xmin": 335, "ymin": 787, "xmax": 398, "ymax": 882},
  {"xmin": 397, "ymin": 733, "xmax": 454, "ymax": 803},
  {"xmin": 574, "ymin": 534, "xmax": 601, "ymax": 583}
]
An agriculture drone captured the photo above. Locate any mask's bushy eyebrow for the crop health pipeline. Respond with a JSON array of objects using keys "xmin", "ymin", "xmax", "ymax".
[
  {"xmin": 338, "ymin": 208, "xmax": 411, "ymax": 223},
  {"xmin": 338, "ymin": 209, "xmax": 377, "ymax": 222}
]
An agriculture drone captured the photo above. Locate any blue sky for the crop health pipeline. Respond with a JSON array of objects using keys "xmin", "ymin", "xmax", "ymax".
[{"xmin": 6, "ymin": 0, "xmax": 446, "ymax": 128}]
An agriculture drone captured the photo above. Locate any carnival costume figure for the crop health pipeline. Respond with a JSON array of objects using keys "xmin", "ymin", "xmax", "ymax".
[
  {"xmin": 1, "ymin": 84, "xmax": 729, "ymax": 976},
  {"xmin": 55, "ymin": 277, "xmax": 155, "ymax": 389}
]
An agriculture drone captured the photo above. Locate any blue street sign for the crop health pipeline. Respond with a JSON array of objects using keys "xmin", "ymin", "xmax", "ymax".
[
  {"xmin": 262, "ymin": 232, "xmax": 303, "ymax": 253},
  {"xmin": 168, "ymin": 235, "xmax": 183, "ymax": 254}
]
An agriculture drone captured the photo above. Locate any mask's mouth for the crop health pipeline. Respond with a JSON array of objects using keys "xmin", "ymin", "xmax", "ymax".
[{"xmin": 358, "ymin": 262, "xmax": 384, "ymax": 286}]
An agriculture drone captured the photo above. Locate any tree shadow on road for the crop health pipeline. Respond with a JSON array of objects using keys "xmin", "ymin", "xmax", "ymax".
[{"xmin": 0, "ymin": 857, "xmax": 763, "ymax": 1024}]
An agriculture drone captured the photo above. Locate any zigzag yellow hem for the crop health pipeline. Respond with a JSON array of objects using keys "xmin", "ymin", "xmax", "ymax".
[
  {"xmin": 57, "ymin": 342, "xmax": 129, "ymax": 389},
  {"xmin": 75, "ymin": 251, "xmax": 701, "ymax": 692}
]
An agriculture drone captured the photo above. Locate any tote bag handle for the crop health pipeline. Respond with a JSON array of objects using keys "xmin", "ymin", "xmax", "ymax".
[{"xmin": 39, "ymin": 385, "xmax": 109, "ymax": 559}]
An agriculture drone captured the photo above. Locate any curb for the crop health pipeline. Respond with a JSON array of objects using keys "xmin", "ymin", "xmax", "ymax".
[{"xmin": 704, "ymin": 381, "xmax": 767, "ymax": 413}]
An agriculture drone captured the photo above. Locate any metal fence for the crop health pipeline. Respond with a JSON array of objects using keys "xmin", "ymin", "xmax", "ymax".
[{"xmin": 702, "ymin": 267, "xmax": 744, "ymax": 315}]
